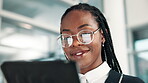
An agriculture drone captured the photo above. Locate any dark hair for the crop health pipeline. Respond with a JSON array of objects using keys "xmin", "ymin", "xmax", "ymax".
[{"xmin": 61, "ymin": 3, "xmax": 122, "ymax": 73}]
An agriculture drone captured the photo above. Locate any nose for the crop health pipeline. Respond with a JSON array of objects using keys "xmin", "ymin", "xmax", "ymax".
[{"xmin": 71, "ymin": 36, "xmax": 81, "ymax": 47}]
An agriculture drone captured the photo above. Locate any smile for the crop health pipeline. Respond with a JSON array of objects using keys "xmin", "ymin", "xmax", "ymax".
[
  {"xmin": 76, "ymin": 52, "xmax": 83, "ymax": 55},
  {"xmin": 71, "ymin": 50, "xmax": 89, "ymax": 59}
]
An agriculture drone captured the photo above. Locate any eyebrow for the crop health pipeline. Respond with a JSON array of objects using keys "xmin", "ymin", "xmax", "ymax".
[
  {"xmin": 61, "ymin": 24, "xmax": 91, "ymax": 34},
  {"xmin": 78, "ymin": 24, "xmax": 91, "ymax": 29}
]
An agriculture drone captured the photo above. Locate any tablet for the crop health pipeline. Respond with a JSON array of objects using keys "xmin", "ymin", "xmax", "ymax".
[{"xmin": 1, "ymin": 60, "xmax": 80, "ymax": 83}]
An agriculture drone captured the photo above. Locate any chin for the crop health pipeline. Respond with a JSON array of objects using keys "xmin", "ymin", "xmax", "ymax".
[{"xmin": 77, "ymin": 62, "xmax": 88, "ymax": 69}]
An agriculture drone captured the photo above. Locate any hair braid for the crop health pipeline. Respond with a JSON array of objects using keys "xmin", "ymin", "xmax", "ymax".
[{"xmin": 98, "ymin": 12, "xmax": 122, "ymax": 73}]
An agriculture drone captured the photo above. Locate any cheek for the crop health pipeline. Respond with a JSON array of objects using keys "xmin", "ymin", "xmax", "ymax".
[
  {"xmin": 90, "ymin": 43, "xmax": 101, "ymax": 54},
  {"xmin": 63, "ymin": 48, "xmax": 71, "ymax": 60},
  {"xmin": 91, "ymin": 35, "xmax": 102, "ymax": 53},
  {"xmin": 63, "ymin": 48, "xmax": 68, "ymax": 54},
  {"xmin": 63, "ymin": 48, "xmax": 71, "ymax": 58}
]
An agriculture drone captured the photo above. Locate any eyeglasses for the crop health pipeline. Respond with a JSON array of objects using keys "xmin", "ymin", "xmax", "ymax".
[{"xmin": 57, "ymin": 28, "xmax": 100, "ymax": 48}]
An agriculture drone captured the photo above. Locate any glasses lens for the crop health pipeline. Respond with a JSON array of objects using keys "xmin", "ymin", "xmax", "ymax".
[
  {"xmin": 58, "ymin": 29, "xmax": 95, "ymax": 48},
  {"xmin": 61, "ymin": 34, "xmax": 72, "ymax": 47},
  {"xmin": 78, "ymin": 30, "xmax": 93, "ymax": 44}
]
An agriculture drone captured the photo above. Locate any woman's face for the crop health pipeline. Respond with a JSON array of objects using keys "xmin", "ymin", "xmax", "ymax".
[{"xmin": 60, "ymin": 10, "xmax": 104, "ymax": 74}]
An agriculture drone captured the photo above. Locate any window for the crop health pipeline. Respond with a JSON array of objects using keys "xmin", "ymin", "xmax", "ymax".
[
  {"xmin": 0, "ymin": 0, "xmax": 104, "ymax": 82},
  {"xmin": 133, "ymin": 25, "xmax": 148, "ymax": 83}
]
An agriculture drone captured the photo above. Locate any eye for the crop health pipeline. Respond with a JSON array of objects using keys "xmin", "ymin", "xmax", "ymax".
[
  {"xmin": 80, "ymin": 32, "xmax": 91, "ymax": 37},
  {"xmin": 82, "ymin": 33, "xmax": 91, "ymax": 36},
  {"xmin": 61, "ymin": 34, "xmax": 70, "ymax": 40},
  {"xmin": 64, "ymin": 36, "xmax": 71, "ymax": 40}
]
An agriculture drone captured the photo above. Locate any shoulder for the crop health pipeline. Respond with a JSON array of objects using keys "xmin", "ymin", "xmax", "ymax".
[
  {"xmin": 122, "ymin": 74, "xmax": 144, "ymax": 83},
  {"xmin": 105, "ymin": 70, "xmax": 144, "ymax": 83}
]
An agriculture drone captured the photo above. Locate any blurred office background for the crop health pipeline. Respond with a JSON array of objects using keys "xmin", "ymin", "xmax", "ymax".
[{"xmin": 0, "ymin": 0, "xmax": 148, "ymax": 82}]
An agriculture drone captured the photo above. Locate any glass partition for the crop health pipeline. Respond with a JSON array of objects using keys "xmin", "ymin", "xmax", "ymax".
[{"xmin": 133, "ymin": 26, "xmax": 148, "ymax": 83}]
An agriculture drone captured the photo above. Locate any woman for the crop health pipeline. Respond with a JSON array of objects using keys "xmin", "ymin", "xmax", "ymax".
[{"xmin": 58, "ymin": 3, "xmax": 144, "ymax": 83}]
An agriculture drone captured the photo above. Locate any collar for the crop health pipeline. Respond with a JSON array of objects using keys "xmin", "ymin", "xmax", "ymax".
[{"xmin": 79, "ymin": 61, "xmax": 111, "ymax": 82}]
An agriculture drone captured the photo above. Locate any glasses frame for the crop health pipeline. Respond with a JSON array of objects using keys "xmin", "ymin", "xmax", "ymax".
[{"xmin": 57, "ymin": 28, "xmax": 100, "ymax": 48}]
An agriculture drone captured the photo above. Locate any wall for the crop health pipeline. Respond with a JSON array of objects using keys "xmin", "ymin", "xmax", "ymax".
[
  {"xmin": 104, "ymin": 0, "xmax": 129, "ymax": 74},
  {"xmin": 126, "ymin": 0, "xmax": 148, "ymax": 28}
]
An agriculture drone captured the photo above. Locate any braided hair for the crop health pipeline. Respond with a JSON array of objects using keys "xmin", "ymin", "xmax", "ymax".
[{"xmin": 61, "ymin": 3, "xmax": 122, "ymax": 73}]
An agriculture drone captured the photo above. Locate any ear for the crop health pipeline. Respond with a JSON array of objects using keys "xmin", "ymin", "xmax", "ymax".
[{"xmin": 100, "ymin": 29, "xmax": 105, "ymax": 44}]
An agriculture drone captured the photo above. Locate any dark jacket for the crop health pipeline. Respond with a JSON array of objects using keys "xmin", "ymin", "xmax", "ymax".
[{"xmin": 105, "ymin": 70, "xmax": 144, "ymax": 83}]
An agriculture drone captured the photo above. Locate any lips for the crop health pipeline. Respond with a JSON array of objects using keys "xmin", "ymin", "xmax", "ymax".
[{"xmin": 70, "ymin": 50, "xmax": 89, "ymax": 59}]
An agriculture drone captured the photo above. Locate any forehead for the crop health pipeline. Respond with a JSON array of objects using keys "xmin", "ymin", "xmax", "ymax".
[{"xmin": 60, "ymin": 10, "xmax": 98, "ymax": 31}]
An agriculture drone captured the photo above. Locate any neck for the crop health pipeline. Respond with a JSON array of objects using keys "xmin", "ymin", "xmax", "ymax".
[{"xmin": 80, "ymin": 59, "xmax": 103, "ymax": 74}]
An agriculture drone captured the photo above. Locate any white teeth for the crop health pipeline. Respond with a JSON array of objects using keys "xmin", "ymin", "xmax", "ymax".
[{"xmin": 76, "ymin": 52, "xmax": 82, "ymax": 55}]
